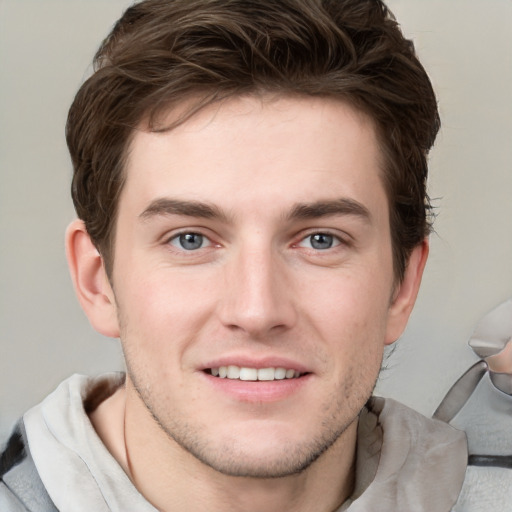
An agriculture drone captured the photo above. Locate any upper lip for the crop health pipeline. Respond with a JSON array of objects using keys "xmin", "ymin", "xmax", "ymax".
[{"xmin": 201, "ymin": 355, "xmax": 311, "ymax": 374}]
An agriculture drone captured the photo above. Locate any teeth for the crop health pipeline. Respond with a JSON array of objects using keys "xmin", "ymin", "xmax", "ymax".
[
  {"xmin": 257, "ymin": 368, "xmax": 274, "ymax": 381},
  {"xmin": 240, "ymin": 367, "xmax": 258, "ymax": 381},
  {"xmin": 274, "ymin": 367, "xmax": 286, "ymax": 379},
  {"xmin": 210, "ymin": 366, "xmax": 302, "ymax": 381},
  {"xmin": 227, "ymin": 365, "xmax": 240, "ymax": 379}
]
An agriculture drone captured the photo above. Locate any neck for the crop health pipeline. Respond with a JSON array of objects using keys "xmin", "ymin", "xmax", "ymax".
[{"xmin": 91, "ymin": 383, "xmax": 357, "ymax": 512}]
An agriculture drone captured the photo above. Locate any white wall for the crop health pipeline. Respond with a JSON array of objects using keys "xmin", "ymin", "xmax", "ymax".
[{"xmin": 1, "ymin": 0, "xmax": 511, "ymax": 439}]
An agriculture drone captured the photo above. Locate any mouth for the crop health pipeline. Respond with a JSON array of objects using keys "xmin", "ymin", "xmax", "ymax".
[{"xmin": 205, "ymin": 366, "xmax": 306, "ymax": 381}]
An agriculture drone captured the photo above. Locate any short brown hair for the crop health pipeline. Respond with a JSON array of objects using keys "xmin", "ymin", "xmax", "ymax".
[{"xmin": 67, "ymin": 0, "xmax": 439, "ymax": 280}]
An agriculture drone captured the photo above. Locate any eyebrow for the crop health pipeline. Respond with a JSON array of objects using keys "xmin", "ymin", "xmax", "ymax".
[
  {"xmin": 139, "ymin": 198, "xmax": 229, "ymax": 222},
  {"xmin": 287, "ymin": 198, "xmax": 372, "ymax": 223},
  {"xmin": 139, "ymin": 197, "xmax": 371, "ymax": 224}
]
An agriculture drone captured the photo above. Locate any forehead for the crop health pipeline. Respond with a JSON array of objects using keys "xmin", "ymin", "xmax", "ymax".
[{"xmin": 121, "ymin": 95, "xmax": 387, "ymax": 219}]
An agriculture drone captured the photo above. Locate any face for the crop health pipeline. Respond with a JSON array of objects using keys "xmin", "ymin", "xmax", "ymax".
[{"xmin": 109, "ymin": 95, "xmax": 406, "ymax": 478}]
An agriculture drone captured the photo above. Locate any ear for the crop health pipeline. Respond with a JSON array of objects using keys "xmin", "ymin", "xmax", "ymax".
[
  {"xmin": 65, "ymin": 219, "xmax": 120, "ymax": 338},
  {"xmin": 384, "ymin": 239, "xmax": 429, "ymax": 345}
]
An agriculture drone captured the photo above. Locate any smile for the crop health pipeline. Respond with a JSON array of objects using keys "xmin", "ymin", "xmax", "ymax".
[{"xmin": 208, "ymin": 366, "xmax": 303, "ymax": 381}]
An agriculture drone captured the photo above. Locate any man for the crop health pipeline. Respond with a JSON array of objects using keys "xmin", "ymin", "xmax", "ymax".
[{"xmin": 0, "ymin": 0, "xmax": 470, "ymax": 510}]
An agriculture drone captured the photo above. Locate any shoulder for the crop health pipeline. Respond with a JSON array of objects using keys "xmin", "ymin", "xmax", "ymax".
[
  {"xmin": 369, "ymin": 395, "xmax": 467, "ymax": 447},
  {"xmin": 0, "ymin": 483, "xmax": 30, "ymax": 512},
  {"xmin": 0, "ymin": 422, "xmax": 57, "ymax": 512},
  {"xmin": 350, "ymin": 397, "xmax": 467, "ymax": 511}
]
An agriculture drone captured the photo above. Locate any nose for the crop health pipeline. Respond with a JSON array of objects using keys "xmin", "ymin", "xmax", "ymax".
[{"xmin": 217, "ymin": 243, "xmax": 297, "ymax": 338}]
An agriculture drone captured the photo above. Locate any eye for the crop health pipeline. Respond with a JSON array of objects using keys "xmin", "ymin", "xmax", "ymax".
[
  {"xmin": 298, "ymin": 233, "xmax": 341, "ymax": 250},
  {"xmin": 169, "ymin": 232, "xmax": 211, "ymax": 251}
]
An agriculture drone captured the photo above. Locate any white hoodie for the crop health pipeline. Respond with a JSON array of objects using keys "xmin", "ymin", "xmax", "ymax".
[{"xmin": 1, "ymin": 373, "xmax": 468, "ymax": 511}]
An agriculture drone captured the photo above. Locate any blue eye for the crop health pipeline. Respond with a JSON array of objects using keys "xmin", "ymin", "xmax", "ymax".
[
  {"xmin": 170, "ymin": 232, "xmax": 210, "ymax": 251},
  {"xmin": 299, "ymin": 233, "xmax": 340, "ymax": 250}
]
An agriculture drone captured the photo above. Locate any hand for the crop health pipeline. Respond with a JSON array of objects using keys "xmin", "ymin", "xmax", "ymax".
[{"xmin": 486, "ymin": 340, "xmax": 512, "ymax": 374}]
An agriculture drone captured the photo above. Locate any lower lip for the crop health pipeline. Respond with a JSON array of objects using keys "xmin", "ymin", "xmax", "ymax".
[{"xmin": 201, "ymin": 372, "xmax": 311, "ymax": 402}]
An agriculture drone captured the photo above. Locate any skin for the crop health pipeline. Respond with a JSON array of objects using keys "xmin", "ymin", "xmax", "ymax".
[
  {"xmin": 486, "ymin": 341, "xmax": 512, "ymax": 373},
  {"xmin": 67, "ymin": 95, "xmax": 428, "ymax": 512}
]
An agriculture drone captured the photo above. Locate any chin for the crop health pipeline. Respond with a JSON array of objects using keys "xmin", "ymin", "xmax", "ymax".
[{"xmin": 160, "ymin": 417, "xmax": 354, "ymax": 479}]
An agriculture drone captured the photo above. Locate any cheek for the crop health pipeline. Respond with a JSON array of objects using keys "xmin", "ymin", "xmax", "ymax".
[
  {"xmin": 302, "ymin": 269, "xmax": 391, "ymax": 367},
  {"xmin": 306, "ymin": 269, "xmax": 391, "ymax": 330},
  {"xmin": 114, "ymin": 266, "xmax": 218, "ymax": 355}
]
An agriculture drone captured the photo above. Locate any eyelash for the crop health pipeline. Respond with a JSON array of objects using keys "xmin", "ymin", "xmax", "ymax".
[
  {"xmin": 296, "ymin": 232, "xmax": 344, "ymax": 251},
  {"xmin": 165, "ymin": 229, "xmax": 349, "ymax": 254},
  {"xmin": 166, "ymin": 231, "xmax": 214, "ymax": 252}
]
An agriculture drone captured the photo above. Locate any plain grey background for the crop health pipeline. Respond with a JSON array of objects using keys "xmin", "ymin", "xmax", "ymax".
[{"xmin": 1, "ymin": 0, "xmax": 511, "ymax": 439}]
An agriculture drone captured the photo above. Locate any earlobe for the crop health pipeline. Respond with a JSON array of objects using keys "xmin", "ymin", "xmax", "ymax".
[
  {"xmin": 65, "ymin": 219, "xmax": 120, "ymax": 338},
  {"xmin": 385, "ymin": 239, "xmax": 429, "ymax": 345}
]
